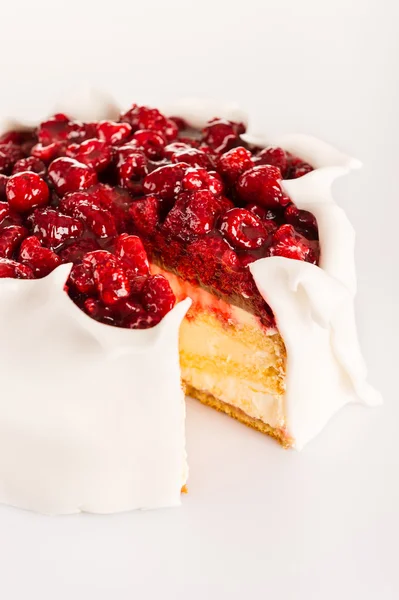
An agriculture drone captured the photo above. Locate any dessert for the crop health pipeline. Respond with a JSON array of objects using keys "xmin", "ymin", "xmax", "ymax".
[{"xmin": 0, "ymin": 91, "xmax": 381, "ymax": 514}]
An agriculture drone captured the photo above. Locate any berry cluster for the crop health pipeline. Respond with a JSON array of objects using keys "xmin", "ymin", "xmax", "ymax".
[{"xmin": 0, "ymin": 103, "xmax": 318, "ymax": 327}]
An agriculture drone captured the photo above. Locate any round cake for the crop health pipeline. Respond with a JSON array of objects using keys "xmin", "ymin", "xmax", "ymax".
[{"xmin": 0, "ymin": 90, "xmax": 381, "ymax": 514}]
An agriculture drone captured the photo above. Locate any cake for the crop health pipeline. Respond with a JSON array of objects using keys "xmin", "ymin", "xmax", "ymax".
[{"xmin": 0, "ymin": 90, "xmax": 381, "ymax": 514}]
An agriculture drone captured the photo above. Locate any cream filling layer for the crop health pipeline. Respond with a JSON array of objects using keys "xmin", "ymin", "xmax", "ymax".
[{"xmin": 151, "ymin": 264, "xmax": 286, "ymax": 430}]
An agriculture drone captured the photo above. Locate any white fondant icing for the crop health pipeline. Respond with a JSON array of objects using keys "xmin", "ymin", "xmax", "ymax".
[
  {"xmin": 0, "ymin": 264, "xmax": 191, "ymax": 514},
  {"xmin": 0, "ymin": 91, "xmax": 381, "ymax": 513}
]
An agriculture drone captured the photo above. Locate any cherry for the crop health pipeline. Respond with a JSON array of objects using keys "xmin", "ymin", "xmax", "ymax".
[
  {"xmin": 6, "ymin": 172, "xmax": 49, "ymax": 213},
  {"xmin": 0, "ymin": 225, "xmax": 28, "ymax": 258},
  {"xmin": 48, "ymin": 157, "xmax": 97, "ymax": 196},
  {"xmin": 141, "ymin": 274, "xmax": 175, "ymax": 318},
  {"xmin": 66, "ymin": 138, "xmax": 112, "ymax": 172},
  {"xmin": 217, "ymin": 146, "xmax": 253, "ymax": 183},
  {"xmin": 257, "ymin": 146, "xmax": 288, "ymax": 177},
  {"xmin": 132, "ymin": 129, "xmax": 166, "ymax": 159},
  {"xmin": 129, "ymin": 195, "xmax": 161, "ymax": 235},
  {"xmin": 27, "ymin": 207, "xmax": 84, "ymax": 249},
  {"xmin": 236, "ymin": 165, "xmax": 288, "ymax": 209},
  {"xmin": 0, "ymin": 257, "xmax": 34, "ymax": 279},
  {"xmin": 202, "ymin": 118, "xmax": 245, "ymax": 153},
  {"xmin": 268, "ymin": 224, "xmax": 317, "ymax": 263},
  {"xmin": 19, "ymin": 236, "xmax": 61, "ymax": 277},
  {"xmin": 219, "ymin": 208, "xmax": 268, "ymax": 249},
  {"xmin": 12, "ymin": 157, "xmax": 46, "ymax": 177}
]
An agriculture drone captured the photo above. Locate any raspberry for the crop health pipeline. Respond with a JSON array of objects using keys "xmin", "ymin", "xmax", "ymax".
[
  {"xmin": 48, "ymin": 157, "xmax": 97, "ymax": 196},
  {"xmin": 141, "ymin": 274, "xmax": 175, "ymax": 317},
  {"xmin": 202, "ymin": 118, "xmax": 245, "ymax": 153},
  {"xmin": 19, "ymin": 236, "xmax": 61, "ymax": 277},
  {"xmin": 171, "ymin": 148, "xmax": 212, "ymax": 169},
  {"xmin": 129, "ymin": 195, "xmax": 161, "ymax": 236},
  {"xmin": 268, "ymin": 224, "xmax": 317, "ymax": 263},
  {"xmin": 115, "ymin": 233, "xmax": 149, "ymax": 278},
  {"xmin": 132, "ymin": 129, "xmax": 167, "ymax": 159},
  {"xmin": 12, "ymin": 157, "xmax": 46, "ymax": 178},
  {"xmin": 236, "ymin": 165, "xmax": 288, "ymax": 209},
  {"xmin": 27, "ymin": 208, "xmax": 84, "ymax": 248},
  {"xmin": 0, "ymin": 225, "xmax": 28, "ymax": 258},
  {"xmin": 96, "ymin": 120, "xmax": 132, "ymax": 145},
  {"xmin": 0, "ymin": 257, "xmax": 34, "ymax": 279},
  {"xmin": 219, "ymin": 208, "xmax": 268, "ymax": 249},
  {"xmin": 0, "ymin": 143, "xmax": 25, "ymax": 174},
  {"xmin": 6, "ymin": 172, "xmax": 50, "ymax": 213},
  {"xmin": 217, "ymin": 146, "xmax": 253, "ymax": 183},
  {"xmin": 60, "ymin": 193, "xmax": 117, "ymax": 239},
  {"xmin": 143, "ymin": 162, "xmax": 187, "ymax": 200},
  {"xmin": 66, "ymin": 138, "xmax": 112, "ymax": 172},
  {"xmin": 257, "ymin": 146, "xmax": 288, "ymax": 177}
]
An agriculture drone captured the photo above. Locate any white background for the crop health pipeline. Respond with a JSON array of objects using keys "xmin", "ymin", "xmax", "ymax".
[{"xmin": 0, "ymin": 0, "xmax": 398, "ymax": 598}]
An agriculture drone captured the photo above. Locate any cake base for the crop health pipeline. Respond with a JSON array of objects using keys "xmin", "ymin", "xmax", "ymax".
[{"xmin": 185, "ymin": 384, "xmax": 293, "ymax": 448}]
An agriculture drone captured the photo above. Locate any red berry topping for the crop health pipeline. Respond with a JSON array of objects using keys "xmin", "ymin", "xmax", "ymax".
[
  {"xmin": 129, "ymin": 195, "xmax": 161, "ymax": 235},
  {"xmin": 27, "ymin": 207, "xmax": 84, "ymax": 248},
  {"xmin": 217, "ymin": 146, "xmax": 253, "ymax": 183},
  {"xmin": 284, "ymin": 204, "xmax": 318, "ymax": 239},
  {"xmin": 268, "ymin": 224, "xmax": 317, "ymax": 263},
  {"xmin": 37, "ymin": 113, "xmax": 70, "ymax": 145},
  {"xmin": 143, "ymin": 162, "xmax": 187, "ymax": 200},
  {"xmin": 19, "ymin": 236, "xmax": 61, "ymax": 277},
  {"xmin": 96, "ymin": 120, "xmax": 132, "ymax": 145},
  {"xmin": 66, "ymin": 138, "xmax": 112, "ymax": 172},
  {"xmin": 31, "ymin": 141, "xmax": 65, "ymax": 163},
  {"xmin": 69, "ymin": 263, "xmax": 96, "ymax": 295},
  {"xmin": 132, "ymin": 129, "xmax": 166, "ymax": 159},
  {"xmin": 60, "ymin": 193, "xmax": 117, "ymax": 238},
  {"xmin": 163, "ymin": 190, "xmax": 226, "ymax": 240},
  {"xmin": 236, "ymin": 165, "xmax": 288, "ymax": 209},
  {"xmin": 58, "ymin": 238, "xmax": 100, "ymax": 264},
  {"xmin": 0, "ymin": 225, "xmax": 28, "ymax": 258},
  {"xmin": 83, "ymin": 297, "xmax": 116, "ymax": 325},
  {"xmin": 115, "ymin": 233, "xmax": 149, "ymax": 277},
  {"xmin": 0, "ymin": 257, "xmax": 34, "ymax": 279},
  {"xmin": 83, "ymin": 250, "xmax": 131, "ymax": 305},
  {"xmin": 171, "ymin": 148, "xmax": 212, "ymax": 169},
  {"xmin": 141, "ymin": 274, "xmax": 175, "ymax": 318},
  {"xmin": 202, "ymin": 118, "xmax": 246, "ymax": 153},
  {"xmin": 219, "ymin": 208, "xmax": 268, "ymax": 250},
  {"xmin": 164, "ymin": 142, "xmax": 191, "ymax": 159},
  {"xmin": 12, "ymin": 156, "xmax": 46, "ymax": 177},
  {"xmin": 0, "ymin": 175, "xmax": 8, "ymax": 199},
  {"xmin": 257, "ymin": 146, "xmax": 288, "ymax": 177},
  {"xmin": 6, "ymin": 172, "xmax": 50, "ymax": 213},
  {"xmin": 181, "ymin": 168, "xmax": 223, "ymax": 196},
  {"xmin": 0, "ymin": 143, "xmax": 25, "ymax": 174},
  {"xmin": 120, "ymin": 105, "xmax": 178, "ymax": 141},
  {"xmin": 48, "ymin": 157, "xmax": 97, "ymax": 196},
  {"xmin": 117, "ymin": 151, "xmax": 149, "ymax": 189}
]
